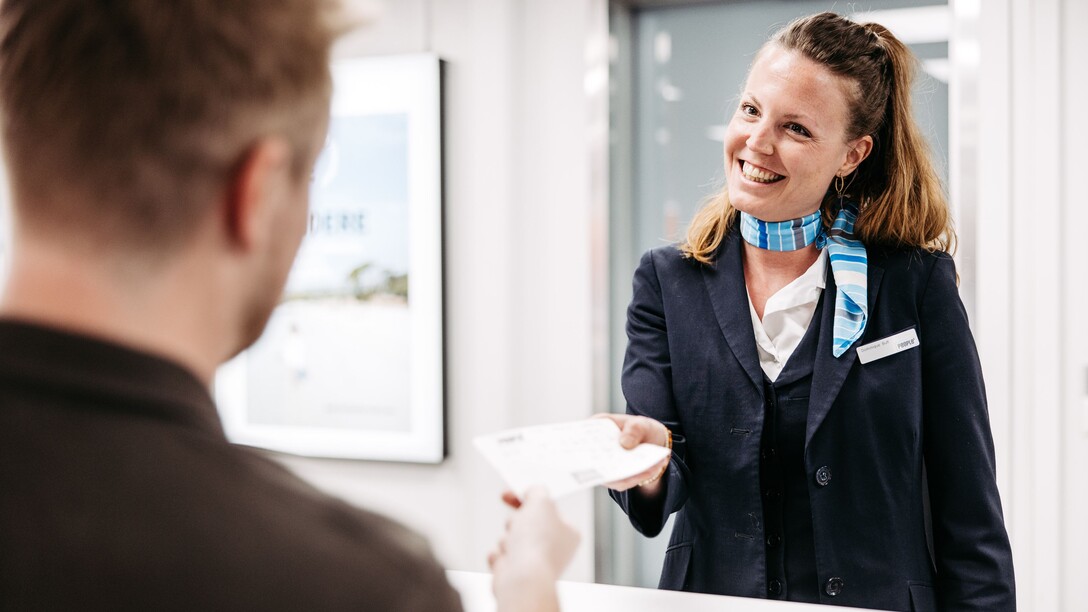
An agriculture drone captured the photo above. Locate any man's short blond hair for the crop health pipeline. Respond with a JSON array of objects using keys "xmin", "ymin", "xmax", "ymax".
[{"xmin": 0, "ymin": 0, "xmax": 339, "ymax": 253}]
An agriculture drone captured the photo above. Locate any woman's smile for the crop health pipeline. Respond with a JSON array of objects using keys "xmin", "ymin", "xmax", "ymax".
[{"xmin": 739, "ymin": 160, "xmax": 785, "ymax": 184}]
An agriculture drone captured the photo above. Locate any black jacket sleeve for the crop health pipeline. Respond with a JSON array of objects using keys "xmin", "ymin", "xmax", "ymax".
[
  {"xmin": 920, "ymin": 253, "xmax": 1016, "ymax": 610},
  {"xmin": 609, "ymin": 249, "xmax": 690, "ymax": 536}
]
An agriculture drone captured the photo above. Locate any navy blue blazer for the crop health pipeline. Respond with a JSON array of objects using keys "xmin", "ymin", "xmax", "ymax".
[{"xmin": 610, "ymin": 230, "xmax": 1015, "ymax": 611}]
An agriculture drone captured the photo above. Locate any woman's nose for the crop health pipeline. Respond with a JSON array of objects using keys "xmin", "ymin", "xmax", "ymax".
[{"xmin": 745, "ymin": 122, "xmax": 774, "ymax": 155}]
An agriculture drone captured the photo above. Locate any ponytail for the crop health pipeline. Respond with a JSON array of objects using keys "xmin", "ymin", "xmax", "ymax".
[{"xmin": 853, "ymin": 22, "xmax": 954, "ymax": 253}]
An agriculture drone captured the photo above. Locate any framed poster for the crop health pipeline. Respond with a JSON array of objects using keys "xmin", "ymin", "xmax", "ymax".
[{"xmin": 215, "ymin": 54, "xmax": 444, "ymax": 463}]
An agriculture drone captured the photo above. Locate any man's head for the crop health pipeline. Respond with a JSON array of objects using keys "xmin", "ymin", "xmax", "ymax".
[
  {"xmin": 0, "ymin": 0, "xmax": 341, "ymax": 363},
  {"xmin": 0, "ymin": 0, "xmax": 336, "ymax": 255}
]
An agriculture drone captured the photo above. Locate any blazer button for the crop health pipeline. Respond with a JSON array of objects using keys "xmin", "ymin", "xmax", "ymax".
[
  {"xmin": 815, "ymin": 466, "xmax": 832, "ymax": 487},
  {"xmin": 768, "ymin": 579, "xmax": 783, "ymax": 596},
  {"xmin": 766, "ymin": 534, "xmax": 781, "ymax": 548},
  {"xmin": 825, "ymin": 577, "xmax": 844, "ymax": 597}
]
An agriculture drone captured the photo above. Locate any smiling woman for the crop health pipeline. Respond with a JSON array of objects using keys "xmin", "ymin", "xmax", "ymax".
[
  {"xmin": 725, "ymin": 47, "xmax": 872, "ymax": 224},
  {"xmin": 599, "ymin": 11, "xmax": 1016, "ymax": 612}
]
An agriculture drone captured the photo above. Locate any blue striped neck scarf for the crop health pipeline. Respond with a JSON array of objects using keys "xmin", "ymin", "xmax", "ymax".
[
  {"xmin": 739, "ymin": 209, "xmax": 822, "ymax": 251},
  {"xmin": 739, "ymin": 201, "xmax": 868, "ymax": 358}
]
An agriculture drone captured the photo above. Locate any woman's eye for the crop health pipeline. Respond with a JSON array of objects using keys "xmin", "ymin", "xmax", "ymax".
[
  {"xmin": 740, "ymin": 103, "xmax": 758, "ymax": 116},
  {"xmin": 786, "ymin": 123, "xmax": 810, "ymax": 137}
]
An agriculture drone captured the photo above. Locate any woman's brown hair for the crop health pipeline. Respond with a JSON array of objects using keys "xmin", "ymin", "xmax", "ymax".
[{"xmin": 681, "ymin": 12, "xmax": 955, "ymax": 263}]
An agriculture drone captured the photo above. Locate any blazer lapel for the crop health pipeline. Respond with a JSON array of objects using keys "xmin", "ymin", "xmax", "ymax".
[
  {"xmin": 806, "ymin": 257, "xmax": 885, "ymax": 447},
  {"xmin": 701, "ymin": 231, "xmax": 764, "ymax": 394}
]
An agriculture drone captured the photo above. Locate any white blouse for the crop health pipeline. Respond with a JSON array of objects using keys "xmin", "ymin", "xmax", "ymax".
[{"xmin": 746, "ymin": 249, "xmax": 827, "ymax": 382}]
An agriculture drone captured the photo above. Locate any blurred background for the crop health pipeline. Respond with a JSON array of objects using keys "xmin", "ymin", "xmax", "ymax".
[{"xmin": 2, "ymin": 0, "xmax": 1082, "ymax": 610}]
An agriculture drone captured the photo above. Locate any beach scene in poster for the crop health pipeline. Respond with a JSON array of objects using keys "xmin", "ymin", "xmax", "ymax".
[{"xmin": 243, "ymin": 113, "xmax": 413, "ymax": 433}]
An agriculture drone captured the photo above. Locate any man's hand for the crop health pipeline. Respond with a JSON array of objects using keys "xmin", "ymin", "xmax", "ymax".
[{"xmin": 489, "ymin": 487, "xmax": 579, "ymax": 612}]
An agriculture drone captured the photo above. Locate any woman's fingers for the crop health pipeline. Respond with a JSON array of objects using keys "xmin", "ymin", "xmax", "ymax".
[
  {"xmin": 603, "ymin": 454, "xmax": 670, "ymax": 492},
  {"xmin": 589, "ymin": 413, "xmax": 673, "ymax": 492},
  {"xmin": 591, "ymin": 412, "xmax": 668, "ymax": 449},
  {"xmin": 500, "ymin": 490, "xmax": 522, "ymax": 509},
  {"xmin": 618, "ymin": 418, "xmax": 650, "ymax": 449}
]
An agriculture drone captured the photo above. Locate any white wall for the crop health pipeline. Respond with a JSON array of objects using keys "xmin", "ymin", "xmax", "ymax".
[
  {"xmin": 1059, "ymin": 0, "xmax": 1087, "ymax": 607},
  {"xmin": 268, "ymin": 0, "xmax": 602, "ymax": 581},
  {"xmin": 971, "ymin": 0, "xmax": 1087, "ymax": 609}
]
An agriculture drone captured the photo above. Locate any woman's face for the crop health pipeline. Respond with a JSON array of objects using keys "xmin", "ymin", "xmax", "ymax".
[{"xmin": 724, "ymin": 45, "xmax": 872, "ymax": 222}]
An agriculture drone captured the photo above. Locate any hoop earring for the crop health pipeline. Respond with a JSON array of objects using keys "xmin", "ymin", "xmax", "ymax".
[{"xmin": 834, "ymin": 174, "xmax": 846, "ymax": 198}]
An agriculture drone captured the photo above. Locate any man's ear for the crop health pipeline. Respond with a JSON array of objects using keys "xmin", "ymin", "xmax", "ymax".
[
  {"xmin": 224, "ymin": 138, "xmax": 293, "ymax": 251},
  {"xmin": 838, "ymin": 134, "xmax": 874, "ymax": 177}
]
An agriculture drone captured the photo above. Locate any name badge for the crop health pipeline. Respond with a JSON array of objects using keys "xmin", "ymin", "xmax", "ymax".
[{"xmin": 856, "ymin": 328, "xmax": 920, "ymax": 364}]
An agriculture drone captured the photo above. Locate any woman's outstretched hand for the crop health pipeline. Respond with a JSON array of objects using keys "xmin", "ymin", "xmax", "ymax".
[{"xmin": 592, "ymin": 413, "xmax": 671, "ymax": 494}]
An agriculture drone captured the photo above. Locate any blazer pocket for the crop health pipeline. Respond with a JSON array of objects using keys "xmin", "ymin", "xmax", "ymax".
[
  {"xmin": 659, "ymin": 542, "xmax": 693, "ymax": 592},
  {"xmin": 908, "ymin": 581, "xmax": 937, "ymax": 612}
]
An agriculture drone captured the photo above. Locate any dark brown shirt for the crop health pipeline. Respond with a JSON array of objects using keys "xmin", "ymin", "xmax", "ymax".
[{"xmin": 0, "ymin": 320, "xmax": 463, "ymax": 611}]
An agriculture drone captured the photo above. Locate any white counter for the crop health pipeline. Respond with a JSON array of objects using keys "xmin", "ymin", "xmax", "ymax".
[{"xmin": 446, "ymin": 570, "xmax": 869, "ymax": 612}]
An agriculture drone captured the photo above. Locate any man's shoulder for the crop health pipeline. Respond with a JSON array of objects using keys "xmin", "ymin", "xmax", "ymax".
[
  {"xmin": 184, "ymin": 446, "xmax": 464, "ymax": 610},
  {"xmin": 0, "ymin": 407, "xmax": 463, "ymax": 611}
]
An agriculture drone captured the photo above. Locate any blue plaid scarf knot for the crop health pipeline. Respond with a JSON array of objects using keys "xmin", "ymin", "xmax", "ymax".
[{"xmin": 739, "ymin": 201, "xmax": 867, "ymax": 358}]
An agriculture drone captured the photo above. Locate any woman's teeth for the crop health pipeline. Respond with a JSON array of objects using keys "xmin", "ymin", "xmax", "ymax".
[{"xmin": 742, "ymin": 161, "xmax": 784, "ymax": 183}]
